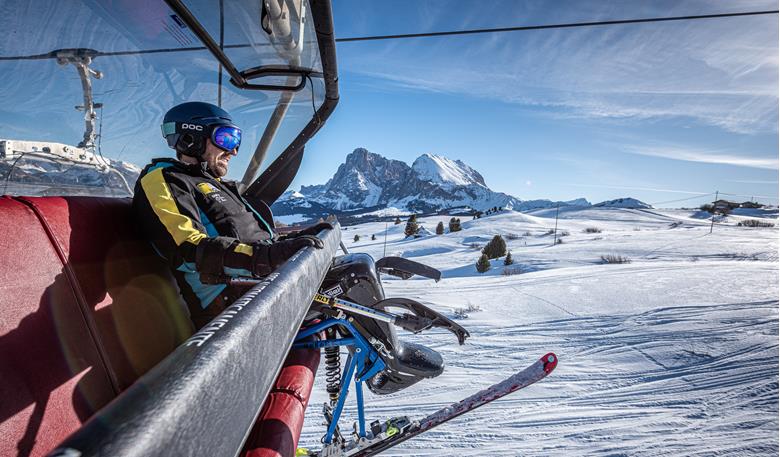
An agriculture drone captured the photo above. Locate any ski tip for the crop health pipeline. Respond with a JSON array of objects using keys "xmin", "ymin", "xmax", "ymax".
[{"xmin": 540, "ymin": 352, "xmax": 558, "ymax": 374}]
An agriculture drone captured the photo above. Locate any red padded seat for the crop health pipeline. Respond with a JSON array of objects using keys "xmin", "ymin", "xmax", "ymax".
[
  {"xmin": 18, "ymin": 197, "xmax": 194, "ymax": 390},
  {"xmin": 1, "ymin": 195, "xmax": 318, "ymax": 457},
  {"xmin": 0, "ymin": 197, "xmax": 116, "ymax": 456},
  {"xmin": 0, "ymin": 196, "xmax": 192, "ymax": 456}
]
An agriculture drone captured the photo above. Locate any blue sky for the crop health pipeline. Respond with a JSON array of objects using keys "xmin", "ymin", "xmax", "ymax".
[
  {"xmin": 293, "ymin": 0, "xmax": 779, "ymax": 207},
  {"xmin": 0, "ymin": 1, "xmax": 776, "ymax": 208}
]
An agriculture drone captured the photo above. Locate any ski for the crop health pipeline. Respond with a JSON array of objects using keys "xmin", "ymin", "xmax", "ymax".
[{"xmin": 309, "ymin": 352, "xmax": 558, "ymax": 457}]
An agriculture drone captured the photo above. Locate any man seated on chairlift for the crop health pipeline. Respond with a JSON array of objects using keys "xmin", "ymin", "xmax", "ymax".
[{"xmin": 133, "ymin": 101, "xmax": 331, "ymax": 329}]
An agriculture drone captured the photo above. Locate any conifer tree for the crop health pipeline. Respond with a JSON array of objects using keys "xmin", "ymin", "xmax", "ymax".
[
  {"xmin": 482, "ymin": 235, "xmax": 507, "ymax": 259},
  {"xmin": 404, "ymin": 215, "xmax": 419, "ymax": 237},
  {"xmin": 436, "ymin": 221, "xmax": 444, "ymax": 235},
  {"xmin": 449, "ymin": 217, "xmax": 462, "ymax": 232},
  {"xmin": 476, "ymin": 254, "xmax": 490, "ymax": 273},
  {"xmin": 504, "ymin": 251, "xmax": 513, "ymax": 265},
  {"xmin": 354, "ymin": 234, "xmax": 360, "ymax": 242},
  {"xmin": 371, "ymin": 234, "xmax": 376, "ymax": 240}
]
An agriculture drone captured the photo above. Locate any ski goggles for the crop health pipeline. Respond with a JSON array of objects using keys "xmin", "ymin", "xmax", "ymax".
[
  {"xmin": 211, "ymin": 125, "xmax": 242, "ymax": 152},
  {"xmin": 161, "ymin": 121, "xmax": 242, "ymax": 152}
]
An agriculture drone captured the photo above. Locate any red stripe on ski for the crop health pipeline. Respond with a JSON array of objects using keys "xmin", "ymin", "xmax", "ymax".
[
  {"xmin": 418, "ymin": 352, "xmax": 557, "ymax": 431},
  {"xmin": 350, "ymin": 352, "xmax": 558, "ymax": 457}
]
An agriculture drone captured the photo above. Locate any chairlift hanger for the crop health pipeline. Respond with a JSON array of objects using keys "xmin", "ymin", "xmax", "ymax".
[
  {"xmin": 0, "ymin": 1, "xmax": 319, "ymax": 93},
  {"xmin": 0, "ymin": 0, "xmax": 340, "ymax": 207},
  {"xmin": 164, "ymin": 0, "xmax": 314, "ymax": 91}
]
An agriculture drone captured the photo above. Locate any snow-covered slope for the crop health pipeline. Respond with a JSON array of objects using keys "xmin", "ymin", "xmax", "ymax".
[{"xmin": 301, "ymin": 207, "xmax": 779, "ymax": 455}]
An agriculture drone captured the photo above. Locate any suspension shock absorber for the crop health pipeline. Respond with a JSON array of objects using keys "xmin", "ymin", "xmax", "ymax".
[{"xmin": 323, "ymin": 327, "xmax": 342, "ymax": 406}]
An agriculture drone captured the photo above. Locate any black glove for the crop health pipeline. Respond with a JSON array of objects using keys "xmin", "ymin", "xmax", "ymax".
[
  {"xmin": 251, "ymin": 236, "xmax": 324, "ymax": 276},
  {"xmin": 279, "ymin": 222, "xmax": 334, "ymax": 240},
  {"xmin": 299, "ymin": 222, "xmax": 334, "ymax": 237}
]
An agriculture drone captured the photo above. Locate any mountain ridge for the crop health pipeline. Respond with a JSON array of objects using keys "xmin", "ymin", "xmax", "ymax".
[{"xmin": 272, "ymin": 148, "xmax": 602, "ymax": 220}]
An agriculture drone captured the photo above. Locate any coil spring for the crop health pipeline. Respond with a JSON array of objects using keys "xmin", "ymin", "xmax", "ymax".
[{"xmin": 324, "ymin": 330, "xmax": 342, "ymax": 406}]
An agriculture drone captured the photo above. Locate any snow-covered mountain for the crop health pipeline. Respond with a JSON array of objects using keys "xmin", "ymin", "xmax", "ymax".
[
  {"xmin": 0, "ymin": 155, "xmax": 140, "ymax": 196},
  {"xmin": 272, "ymin": 148, "xmax": 591, "ymax": 220},
  {"xmin": 594, "ymin": 197, "xmax": 652, "ymax": 209},
  {"xmin": 412, "ymin": 154, "xmax": 485, "ymax": 187}
]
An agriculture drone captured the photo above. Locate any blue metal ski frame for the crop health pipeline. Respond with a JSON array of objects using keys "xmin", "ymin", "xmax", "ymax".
[{"xmin": 293, "ymin": 317, "xmax": 387, "ymax": 444}]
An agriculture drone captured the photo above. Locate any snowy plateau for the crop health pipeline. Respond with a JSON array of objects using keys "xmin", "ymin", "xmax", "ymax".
[
  {"xmin": 271, "ymin": 148, "xmax": 593, "ymax": 223},
  {"xmin": 0, "ymin": 155, "xmax": 141, "ymax": 197},
  {"xmin": 300, "ymin": 206, "xmax": 779, "ymax": 455}
]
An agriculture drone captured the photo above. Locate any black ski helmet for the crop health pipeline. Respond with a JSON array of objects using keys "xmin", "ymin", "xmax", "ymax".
[{"xmin": 161, "ymin": 101, "xmax": 236, "ymax": 158}]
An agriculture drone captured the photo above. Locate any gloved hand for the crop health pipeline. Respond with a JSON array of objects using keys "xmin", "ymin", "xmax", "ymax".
[
  {"xmin": 279, "ymin": 222, "xmax": 334, "ymax": 240},
  {"xmin": 299, "ymin": 222, "xmax": 334, "ymax": 237},
  {"xmin": 251, "ymin": 235, "xmax": 324, "ymax": 276}
]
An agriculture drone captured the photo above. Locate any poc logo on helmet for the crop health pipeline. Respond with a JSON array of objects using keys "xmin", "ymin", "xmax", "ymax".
[{"xmin": 181, "ymin": 123, "xmax": 203, "ymax": 131}]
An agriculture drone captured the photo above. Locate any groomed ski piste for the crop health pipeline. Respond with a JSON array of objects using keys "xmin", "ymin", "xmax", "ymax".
[{"xmin": 300, "ymin": 206, "xmax": 779, "ymax": 456}]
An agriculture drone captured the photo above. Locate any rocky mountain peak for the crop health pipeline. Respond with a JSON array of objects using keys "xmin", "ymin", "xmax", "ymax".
[
  {"xmin": 326, "ymin": 148, "xmax": 411, "ymax": 194},
  {"xmin": 343, "ymin": 147, "xmax": 376, "ymax": 169},
  {"xmin": 272, "ymin": 147, "xmax": 591, "ymax": 218},
  {"xmin": 411, "ymin": 153, "xmax": 486, "ymax": 187}
]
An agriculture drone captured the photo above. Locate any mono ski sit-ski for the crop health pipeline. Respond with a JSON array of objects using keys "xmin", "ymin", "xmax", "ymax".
[{"xmin": 286, "ymin": 252, "xmax": 558, "ymax": 456}]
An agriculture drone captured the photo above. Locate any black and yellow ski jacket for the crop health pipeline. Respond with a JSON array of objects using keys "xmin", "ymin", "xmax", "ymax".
[{"xmin": 132, "ymin": 158, "xmax": 275, "ymax": 323}]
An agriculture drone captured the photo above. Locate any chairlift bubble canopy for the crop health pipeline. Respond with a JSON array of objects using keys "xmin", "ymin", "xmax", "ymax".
[{"xmin": 0, "ymin": 0, "xmax": 338, "ymax": 204}]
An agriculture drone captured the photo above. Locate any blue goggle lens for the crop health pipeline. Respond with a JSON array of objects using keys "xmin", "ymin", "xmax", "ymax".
[{"xmin": 212, "ymin": 126, "xmax": 241, "ymax": 151}]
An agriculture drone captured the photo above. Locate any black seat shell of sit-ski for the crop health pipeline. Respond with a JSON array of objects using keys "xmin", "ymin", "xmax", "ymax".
[
  {"xmin": 323, "ymin": 253, "xmax": 444, "ymax": 395},
  {"xmin": 367, "ymin": 340, "xmax": 444, "ymax": 395}
]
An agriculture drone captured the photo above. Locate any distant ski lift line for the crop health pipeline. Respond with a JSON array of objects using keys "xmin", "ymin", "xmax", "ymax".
[
  {"xmin": 0, "ymin": 41, "xmax": 321, "ymax": 61},
  {"xmin": 334, "ymin": 10, "xmax": 778, "ymax": 42},
  {"xmin": 1, "ymin": 10, "xmax": 776, "ymax": 61}
]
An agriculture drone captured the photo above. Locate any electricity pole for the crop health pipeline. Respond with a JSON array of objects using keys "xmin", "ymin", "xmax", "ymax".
[
  {"xmin": 552, "ymin": 203, "xmax": 560, "ymax": 246},
  {"xmin": 710, "ymin": 190, "xmax": 718, "ymax": 234},
  {"xmin": 383, "ymin": 220, "xmax": 389, "ymax": 257}
]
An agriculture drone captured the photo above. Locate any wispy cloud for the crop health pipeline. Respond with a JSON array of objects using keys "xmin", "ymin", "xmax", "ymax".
[
  {"xmin": 724, "ymin": 179, "xmax": 779, "ymax": 184},
  {"xmin": 340, "ymin": 1, "xmax": 778, "ymax": 134},
  {"xmin": 627, "ymin": 145, "xmax": 779, "ymax": 169},
  {"xmin": 562, "ymin": 183, "xmax": 712, "ymax": 195}
]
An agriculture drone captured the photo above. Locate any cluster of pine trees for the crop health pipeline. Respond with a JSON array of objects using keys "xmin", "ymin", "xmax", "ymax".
[
  {"xmin": 387, "ymin": 215, "xmax": 521, "ymax": 274},
  {"xmin": 402, "ymin": 215, "xmax": 462, "ymax": 237},
  {"xmin": 473, "ymin": 206, "xmax": 506, "ymax": 219},
  {"xmin": 476, "ymin": 235, "xmax": 514, "ymax": 273}
]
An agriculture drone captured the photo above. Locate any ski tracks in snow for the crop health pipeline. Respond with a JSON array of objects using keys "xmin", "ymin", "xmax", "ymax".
[
  {"xmin": 417, "ymin": 300, "xmax": 777, "ymax": 456},
  {"xmin": 302, "ymin": 300, "xmax": 778, "ymax": 456},
  {"xmin": 301, "ymin": 210, "xmax": 778, "ymax": 455}
]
